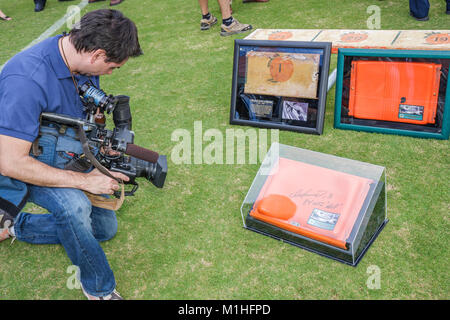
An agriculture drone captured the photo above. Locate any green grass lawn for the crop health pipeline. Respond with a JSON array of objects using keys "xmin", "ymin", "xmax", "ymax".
[{"xmin": 0, "ymin": 0, "xmax": 449, "ymax": 299}]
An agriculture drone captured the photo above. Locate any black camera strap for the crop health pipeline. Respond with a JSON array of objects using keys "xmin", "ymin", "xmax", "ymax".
[{"xmin": 77, "ymin": 126, "xmax": 117, "ymax": 182}]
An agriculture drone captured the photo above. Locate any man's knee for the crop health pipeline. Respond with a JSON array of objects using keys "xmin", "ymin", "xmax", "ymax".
[
  {"xmin": 91, "ymin": 207, "xmax": 118, "ymax": 242},
  {"xmin": 64, "ymin": 196, "xmax": 93, "ymax": 228},
  {"xmin": 45, "ymin": 189, "xmax": 93, "ymax": 227},
  {"xmin": 101, "ymin": 218, "xmax": 118, "ymax": 241}
]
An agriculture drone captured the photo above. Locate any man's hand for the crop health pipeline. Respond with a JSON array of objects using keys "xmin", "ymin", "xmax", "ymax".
[{"xmin": 82, "ymin": 169, "xmax": 130, "ymax": 195}]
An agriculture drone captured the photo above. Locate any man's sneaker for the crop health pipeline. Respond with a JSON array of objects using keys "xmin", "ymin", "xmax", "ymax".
[
  {"xmin": 200, "ymin": 14, "xmax": 218, "ymax": 30},
  {"xmin": 0, "ymin": 211, "xmax": 14, "ymax": 242},
  {"xmin": 220, "ymin": 18, "xmax": 252, "ymax": 36},
  {"xmin": 82, "ymin": 286, "xmax": 124, "ymax": 300}
]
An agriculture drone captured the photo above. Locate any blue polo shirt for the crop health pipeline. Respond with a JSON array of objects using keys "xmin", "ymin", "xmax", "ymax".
[{"xmin": 0, "ymin": 34, "xmax": 99, "ymax": 142}]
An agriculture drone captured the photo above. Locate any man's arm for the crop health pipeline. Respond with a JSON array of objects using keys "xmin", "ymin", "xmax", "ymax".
[{"xmin": 0, "ymin": 134, "xmax": 128, "ymax": 195}]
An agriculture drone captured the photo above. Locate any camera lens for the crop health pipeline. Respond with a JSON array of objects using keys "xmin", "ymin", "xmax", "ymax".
[{"xmin": 132, "ymin": 155, "xmax": 167, "ymax": 188}]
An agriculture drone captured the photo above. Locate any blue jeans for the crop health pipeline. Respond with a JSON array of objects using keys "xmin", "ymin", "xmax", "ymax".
[
  {"xmin": 14, "ymin": 185, "xmax": 117, "ymax": 297},
  {"xmin": 409, "ymin": 0, "xmax": 430, "ymax": 18},
  {"xmin": 409, "ymin": 0, "xmax": 450, "ymax": 17}
]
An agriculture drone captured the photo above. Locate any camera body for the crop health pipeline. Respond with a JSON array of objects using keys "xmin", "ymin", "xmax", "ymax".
[
  {"xmin": 41, "ymin": 82, "xmax": 167, "ymax": 195},
  {"xmin": 86, "ymin": 118, "xmax": 167, "ymax": 191}
]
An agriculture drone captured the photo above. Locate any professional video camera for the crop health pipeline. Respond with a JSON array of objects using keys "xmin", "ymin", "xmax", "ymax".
[{"xmin": 41, "ymin": 81, "xmax": 167, "ymax": 197}]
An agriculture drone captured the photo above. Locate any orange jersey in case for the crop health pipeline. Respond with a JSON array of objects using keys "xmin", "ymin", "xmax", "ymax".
[
  {"xmin": 250, "ymin": 158, "xmax": 374, "ymax": 250},
  {"xmin": 348, "ymin": 61, "xmax": 441, "ymax": 125}
]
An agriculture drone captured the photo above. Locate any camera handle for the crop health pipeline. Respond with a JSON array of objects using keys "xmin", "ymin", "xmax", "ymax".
[{"xmin": 114, "ymin": 180, "xmax": 138, "ymax": 198}]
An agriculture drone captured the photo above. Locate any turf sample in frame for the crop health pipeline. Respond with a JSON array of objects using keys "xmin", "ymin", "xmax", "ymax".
[
  {"xmin": 244, "ymin": 52, "xmax": 320, "ymax": 99},
  {"xmin": 348, "ymin": 61, "xmax": 441, "ymax": 125},
  {"xmin": 334, "ymin": 48, "xmax": 450, "ymax": 139}
]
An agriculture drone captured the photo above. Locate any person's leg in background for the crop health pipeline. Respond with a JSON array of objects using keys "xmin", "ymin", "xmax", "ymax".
[
  {"xmin": 409, "ymin": 0, "xmax": 430, "ymax": 20},
  {"xmin": 217, "ymin": 0, "xmax": 252, "ymax": 36},
  {"xmin": 0, "ymin": 9, "xmax": 12, "ymax": 21},
  {"xmin": 198, "ymin": 0, "xmax": 251, "ymax": 35},
  {"xmin": 218, "ymin": 0, "xmax": 232, "ymax": 21},
  {"xmin": 199, "ymin": 0, "xmax": 218, "ymax": 30},
  {"xmin": 34, "ymin": 0, "xmax": 76, "ymax": 13},
  {"xmin": 34, "ymin": 0, "xmax": 46, "ymax": 12}
]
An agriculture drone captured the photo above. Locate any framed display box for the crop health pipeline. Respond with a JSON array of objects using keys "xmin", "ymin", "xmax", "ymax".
[
  {"xmin": 230, "ymin": 40, "xmax": 332, "ymax": 134},
  {"xmin": 334, "ymin": 48, "xmax": 450, "ymax": 140},
  {"xmin": 241, "ymin": 143, "xmax": 388, "ymax": 266}
]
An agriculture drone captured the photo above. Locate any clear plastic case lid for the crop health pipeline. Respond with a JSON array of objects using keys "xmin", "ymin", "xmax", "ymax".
[{"xmin": 241, "ymin": 143, "xmax": 387, "ymax": 266}]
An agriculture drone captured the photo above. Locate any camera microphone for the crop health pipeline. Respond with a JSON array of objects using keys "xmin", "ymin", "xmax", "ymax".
[{"xmin": 125, "ymin": 143, "xmax": 160, "ymax": 163}]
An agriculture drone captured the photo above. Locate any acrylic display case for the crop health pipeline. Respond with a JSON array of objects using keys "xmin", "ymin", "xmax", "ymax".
[{"xmin": 241, "ymin": 143, "xmax": 388, "ymax": 266}]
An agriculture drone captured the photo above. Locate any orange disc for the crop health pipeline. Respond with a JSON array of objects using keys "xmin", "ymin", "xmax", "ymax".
[
  {"xmin": 340, "ymin": 32, "xmax": 369, "ymax": 43},
  {"xmin": 268, "ymin": 31, "xmax": 293, "ymax": 41},
  {"xmin": 256, "ymin": 194, "xmax": 297, "ymax": 220},
  {"xmin": 425, "ymin": 33, "xmax": 450, "ymax": 45},
  {"xmin": 269, "ymin": 56, "xmax": 294, "ymax": 82}
]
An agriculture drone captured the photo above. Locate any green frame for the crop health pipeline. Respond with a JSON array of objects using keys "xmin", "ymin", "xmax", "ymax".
[{"xmin": 334, "ymin": 48, "xmax": 450, "ymax": 140}]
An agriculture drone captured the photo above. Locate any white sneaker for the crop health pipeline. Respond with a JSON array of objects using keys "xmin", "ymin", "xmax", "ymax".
[
  {"xmin": 0, "ymin": 211, "xmax": 13, "ymax": 242},
  {"xmin": 200, "ymin": 14, "xmax": 218, "ymax": 30},
  {"xmin": 220, "ymin": 18, "xmax": 252, "ymax": 36},
  {"xmin": 82, "ymin": 285, "xmax": 124, "ymax": 300}
]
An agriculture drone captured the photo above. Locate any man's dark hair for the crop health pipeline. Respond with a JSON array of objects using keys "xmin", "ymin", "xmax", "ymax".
[{"xmin": 69, "ymin": 9, "xmax": 143, "ymax": 63}]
